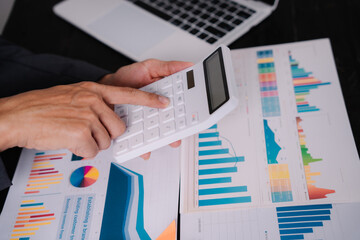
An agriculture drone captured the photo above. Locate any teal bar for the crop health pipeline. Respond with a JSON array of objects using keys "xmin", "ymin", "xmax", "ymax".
[
  {"xmin": 35, "ymin": 152, "xmax": 45, "ymax": 155},
  {"xmin": 199, "ymin": 149, "xmax": 229, "ymax": 156},
  {"xmin": 199, "ymin": 177, "xmax": 232, "ymax": 185},
  {"xmin": 199, "ymin": 157, "xmax": 244, "ymax": 165},
  {"xmin": 19, "ymin": 238, "xmax": 31, "ymax": 240},
  {"xmin": 20, "ymin": 203, "xmax": 43, "ymax": 207},
  {"xmin": 199, "ymin": 132, "xmax": 219, "ymax": 138},
  {"xmin": 199, "ymin": 196, "xmax": 251, "ymax": 206},
  {"xmin": 199, "ymin": 141, "xmax": 222, "ymax": 147},
  {"xmin": 199, "ymin": 186, "xmax": 247, "ymax": 195},
  {"xmin": 208, "ymin": 124, "xmax": 218, "ymax": 129},
  {"xmin": 199, "ymin": 167, "xmax": 237, "ymax": 175}
]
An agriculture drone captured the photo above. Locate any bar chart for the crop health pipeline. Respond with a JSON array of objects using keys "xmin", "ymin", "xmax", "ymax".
[
  {"xmin": 9, "ymin": 199, "xmax": 55, "ymax": 240},
  {"xmin": 296, "ymin": 117, "xmax": 335, "ymax": 200},
  {"xmin": 257, "ymin": 50, "xmax": 281, "ymax": 117},
  {"xmin": 276, "ymin": 204, "xmax": 332, "ymax": 240},
  {"xmin": 289, "ymin": 52, "xmax": 330, "ymax": 113},
  {"xmin": 196, "ymin": 124, "xmax": 251, "ymax": 207},
  {"xmin": 263, "ymin": 120, "xmax": 293, "ymax": 203},
  {"xmin": 24, "ymin": 152, "xmax": 66, "ymax": 195}
]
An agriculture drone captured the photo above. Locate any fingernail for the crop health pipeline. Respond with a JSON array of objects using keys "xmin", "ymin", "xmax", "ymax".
[{"xmin": 158, "ymin": 95, "xmax": 170, "ymax": 105}]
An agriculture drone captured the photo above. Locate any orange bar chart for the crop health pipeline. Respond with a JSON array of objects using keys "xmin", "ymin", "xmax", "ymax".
[
  {"xmin": 9, "ymin": 199, "xmax": 55, "ymax": 240},
  {"xmin": 24, "ymin": 152, "xmax": 66, "ymax": 195},
  {"xmin": 296, "ymin": 117, "xmax": 335, "ymax": 199}
]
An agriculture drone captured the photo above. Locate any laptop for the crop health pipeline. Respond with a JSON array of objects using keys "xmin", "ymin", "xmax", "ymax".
[{"xmin": 54, "ymin": 0, "xmax": 278, "ymax": 62}]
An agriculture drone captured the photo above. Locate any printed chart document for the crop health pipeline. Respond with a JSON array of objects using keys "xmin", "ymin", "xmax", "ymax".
[
  {"xmin": 180, "ymin": 39, "xmax": 360, "ymax": 240},
  {"xmin": 0, "ymin": 145, "xmax": 180, "ymax": 240}
]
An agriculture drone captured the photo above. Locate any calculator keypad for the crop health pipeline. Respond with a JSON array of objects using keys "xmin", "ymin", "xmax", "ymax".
[{"xmin": 114, "ymin": 74, "xmax": 187, "ymax": 156}]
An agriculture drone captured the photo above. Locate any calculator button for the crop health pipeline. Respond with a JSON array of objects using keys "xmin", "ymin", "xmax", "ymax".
[
  {"xmin": 145, "ymin": 128, "xmax": 160, "ymax": 142},
  {"xmin": 175, "ymin": 105, "xmax": 185, "ymax": 117},
  {"xmin": 129, "ymin": 111, "xmax": 143, "ymax": 124},
  {"xmin": 174, "ymin": 74, "xmax": 183, "ymax": 83},
  {"xmin": 119, "ymin": 122, "xmax": 143, "ymax": 140},
  {"xmin": 144, "ymin": 116, "xmax": 159, "ymax": 129},
  {"xmin": 129, "ymin": 134, "xmax": 144, "ymax": 148},
  {"xmin": 191, "ymin": 112, "xmax": 198, "ymax": 124},
  {"xmin": 144, "ymin": 84, "xmax": 157, "ymax": 93},
  {"xmin": 174, "ymin": 94, "xmax": 185, "ymax": 105},
  {"xmin": 174, "ymin": 83, "xmax": 184, "ymax": 94},
  {"xmin": 115, "ymin": 105, "xmax": 128, "ymax": 117},
  {"xmin": 144, "ymin": 107, "xmax": 159, "ymax": 118},
  {"xmin": 160, "ymin": 121, "xmax": 176, "ymax": 136},
  {"xmin": 158, "ymin": 87, "xmax": 173, "ymax": 97},
  {"xmin": 114, "ymin": 140, "xmax": 128, "ymax": 155},
  {"xmin": 130, "ymin": 105, "xmax": 143, "ymax": 112},
  {"xmin": 160, "ymin": 109, "xmax": 175, "ymax": 123},
  {"xmin": 176, "ymin": 117, "xmax": 186, "ymax": 129},
  {"xmin": 159, "ymin": 78, "xmax": 172, "ymax": 89}
]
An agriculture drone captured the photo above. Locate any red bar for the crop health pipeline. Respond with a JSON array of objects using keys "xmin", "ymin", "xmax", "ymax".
[
  {"xmin": 30, "ymin": 171, "xmax": 59, "ymax": 176},
  {"xmin": 30, "ymin": 213, "xmax": 54, "ymax": 218},
  {"xmin": 14, "ymin": 224, "xmax": 25, "ymax": 228},
  {"xmin": 24, "ymin": 191, "xmax": 40, "ymax": 194}
]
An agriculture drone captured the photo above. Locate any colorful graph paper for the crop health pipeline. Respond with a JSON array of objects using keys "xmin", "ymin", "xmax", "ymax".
[
  {"xmin": 296, "ymin": 117, "xmax": 335, "ymax": 199},
  {"xmin": 276, "ymin": 204, "xmax": 332, "ymax": 240},
  {"xmin": 264, "ymin": 120, "xmax": 293, "ymax": 203},
  {"xmin": 9, "ymin": 199, "xmax": 55, "ymax": 240},
  {"xmin": 289, "ymin": 52, "xmax": 331, "ymax": 113},
  {"xmin": 197, "ymin": 124, "xmax": 251, "ymax": 207},
  {"xmin": 24, "ymin": 152, "xmax": 66, "ymax": 195},
  {"xmin": 257, "ymin": 50, "xmax": 281, "ymax": 117}
]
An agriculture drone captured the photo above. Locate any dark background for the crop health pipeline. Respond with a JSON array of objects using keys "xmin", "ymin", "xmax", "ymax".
[{"xmin": 1, "ymin": 0, "xmax": 359, "ymax": 219}]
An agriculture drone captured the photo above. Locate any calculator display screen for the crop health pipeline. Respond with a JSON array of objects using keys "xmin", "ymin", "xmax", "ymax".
[{"xmin": 203, "ymin": 47, "xmax": 230, "ymax": 114}]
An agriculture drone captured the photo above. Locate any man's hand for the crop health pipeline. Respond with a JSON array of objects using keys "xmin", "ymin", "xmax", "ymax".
[
  {"xmin": 99, "ymin": 59, "xmax": 193, "ymax": 88},
  {"xmin": 100, "ymin": 59, "xmax": 193, "ymax": 160},
  {"xmin": 0, "ymin": 82, "xmax": 170, "ymax": 158}
]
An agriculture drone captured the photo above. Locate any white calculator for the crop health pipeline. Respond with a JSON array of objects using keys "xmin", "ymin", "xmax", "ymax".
[{"xmin": 113, "ymin": 45, "xmax": 239, "ymax": 163}]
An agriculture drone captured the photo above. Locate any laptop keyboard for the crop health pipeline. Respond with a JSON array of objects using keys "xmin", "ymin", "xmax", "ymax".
[{"xmin": 128, "ymin": 0, "xmax": 256, "ymax": 44}]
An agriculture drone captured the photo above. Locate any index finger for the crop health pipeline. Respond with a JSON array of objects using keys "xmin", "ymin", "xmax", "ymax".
[{"xmin": 94, "ymin": 85, "xmax": 170, "ymax": 108}]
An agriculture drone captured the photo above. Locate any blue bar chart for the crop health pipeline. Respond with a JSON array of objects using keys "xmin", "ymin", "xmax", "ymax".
[
  {"xmin": 276, "ymin": 204, "xmax": 332, "ymax": 240},
  {"xmin": 196, "ymin": 124, "xmax": 251, "ymax": 207},
  {"xmin": 289, "ymin": 52, "xmax": 330, "ymax": 113}
]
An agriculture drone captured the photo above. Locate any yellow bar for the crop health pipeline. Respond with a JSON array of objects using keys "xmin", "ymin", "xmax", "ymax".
[
  {"xmin": 22, "ymin": 222, "xmax": 51, "ymax": 227},
  {"xmin": 257, "ymin": 57, "xmax": 274, "ymax": 63},
  {"xmin": 18, "ymin": 210, "xmax": 49, "ymax": 215},
  {"xmin": 17, "ymin": 216, "xmax": 30, "ymax": 219},
  {"xmin": 25, "ymin": 186, "xmax": 49, "ymax": 191},
  {"xmin": 21, "ymin": 200, "xmax": 35, "ymax": 204},
  {"xmin": 19, "ymin": 207, "xmax": 45, "ymax": 211},
  {"xmin": 32, "ymin": 161, "xmax": 50, "ymax": 166},
  {"xmin": 13, "ymin": 227, "xmax": 39, "ymax": 232},
  {"xmin": 307, "ymin": 172, "xmax": 321, "ymax": 176},
  {"xmin": 10, "ymin": 238, "xmax": 20, "ymax": 240},
  {"xmin": 17, "ymin": 217, "xmax": 56, "ymax": 224},
  {"xmin": 293, "ymin": 78, "xmax": 318, "ymax": 85},
  {"xmin": 28, "ymin": 177, "xmax": 63, "ymax": 183},
  {"xmin": 27, "ymin": 181, "xmax": 61, "ymax": 187},
  {"xmin": 31, "ymin": 165, "xmax": 54, "ymax": 170},
  {"xmin": 11, "ymin": 232, "xmax": 35, "ymax": 237},
  {"xmin": 307, "ymin": 180, "xmax": 316, "ymax": 184},
  {"xmin": 34, "ymin": 153, "xmax": 66, "ymax": 159}
]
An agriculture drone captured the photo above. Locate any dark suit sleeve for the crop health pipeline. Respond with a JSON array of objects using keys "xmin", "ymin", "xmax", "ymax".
[
  {"xmin": 0, "ymin": 36, "xmax": 110, "ymax": 98},
  {"xmin": 0, "ymin": 36, "xmax": 111, "ymax": 190}
]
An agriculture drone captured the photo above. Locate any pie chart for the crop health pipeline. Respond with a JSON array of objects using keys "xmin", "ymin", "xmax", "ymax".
[{"xmin": 70, "ymin": 166, "xmax": 99, "ymax": 188}]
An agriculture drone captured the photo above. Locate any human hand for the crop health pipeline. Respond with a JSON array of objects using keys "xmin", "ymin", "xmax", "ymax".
[
  {"xmin": 99, "ymin": 59, "xmax": 193, "ymax": 89},
  {"xmin": 0, "ymin": 82, "xmax": 170, "ymax": 158},
  {"xmin": 99, "ymin": 59, "xmax": 193, "ymax": 160}
]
